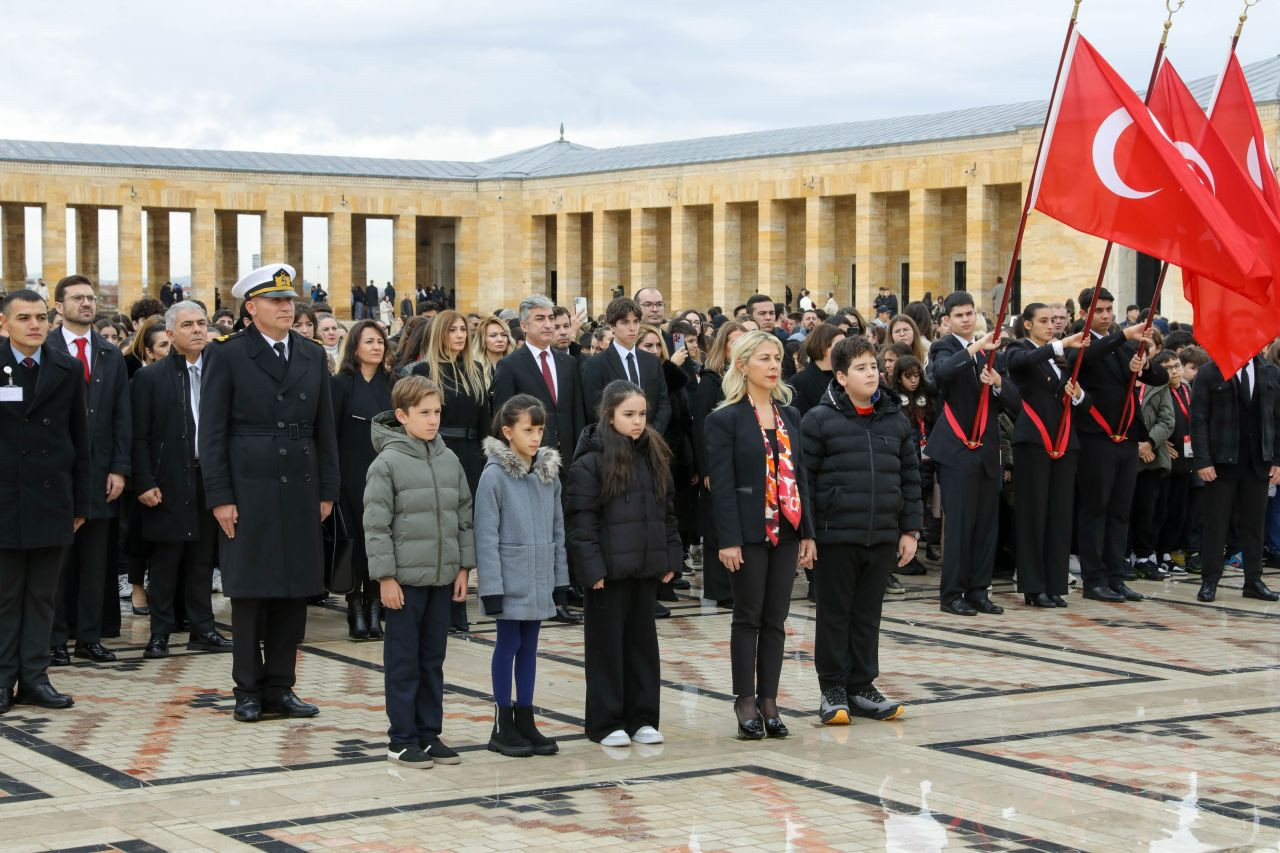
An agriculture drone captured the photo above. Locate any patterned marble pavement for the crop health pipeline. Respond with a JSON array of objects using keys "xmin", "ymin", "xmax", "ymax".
[{"xmin": 0, "ymin": 560, "xmax": 1275, "ymax": 852}]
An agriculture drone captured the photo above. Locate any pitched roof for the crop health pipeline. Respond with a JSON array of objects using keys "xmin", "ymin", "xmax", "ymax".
[{"xmin": 1, "ymin": 55, "xmax": 1275, "ymax": 182}]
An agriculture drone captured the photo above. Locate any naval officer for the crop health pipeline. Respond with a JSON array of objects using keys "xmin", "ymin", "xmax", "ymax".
[{"xmin": 199, "ymin": 264, "xmax": 340, "ymax": 723}]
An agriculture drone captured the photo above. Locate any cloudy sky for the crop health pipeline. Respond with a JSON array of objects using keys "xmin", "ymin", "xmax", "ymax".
[{"xmin": 4, "ymin": 1, "xmax": 1273, "ymax": 283}]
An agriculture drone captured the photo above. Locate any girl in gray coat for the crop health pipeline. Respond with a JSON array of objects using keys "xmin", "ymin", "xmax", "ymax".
[{"xmin": 474, "ymin": 395, "xmax": 570, "ymax": 757}]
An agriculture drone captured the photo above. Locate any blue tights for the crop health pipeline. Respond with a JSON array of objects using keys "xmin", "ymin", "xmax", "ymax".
[{"xmin": 491, "ymin": 619, "xmax": 541, "ymax": 707}]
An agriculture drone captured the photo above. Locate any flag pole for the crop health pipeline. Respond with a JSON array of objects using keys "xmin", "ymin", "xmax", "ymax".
[
  {"xmin": 962, "ymin": 0, "xmax": 1083, "ymax": 444},
  {"xmin": 1050, "ymin": 0, "xmax": 1185, "ymax": 449}
]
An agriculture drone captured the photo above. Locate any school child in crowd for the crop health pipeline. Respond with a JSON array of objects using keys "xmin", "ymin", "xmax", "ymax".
[{"xmin": 1130, "ymin": 350, "xmax": 1177, "ymax": 579}]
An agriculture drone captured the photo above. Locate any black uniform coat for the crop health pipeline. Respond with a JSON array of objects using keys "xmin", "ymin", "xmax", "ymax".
[
  {"xmin": 130, "ymin": 349, "xmax": 207, "ymax": 541},
  {"xmin": 581, "ymin": 345, "xmax": 671, "ymax": 434},
  {"xmin": 48, "ymin": 328, "xmax": 131, "ymax": 518},
  {"xmin": 1004, "ymin": 339, "xmax": 1090, "ymax": 452},
  {"xmin": 1189, "ymin": 357, "xmax": 1280, "ymax": 475},
  {"xmin": 410, "ymin": 360, "xmax": 489, "ymax": 494},
  {"xmin": 0, "ymin": 340, "xmax": 91, "ymax": 548},
  {"xmin": 199, "ymin": 328, "xmax": 340, "ymax": 598},
  {"xmin": 1076, "ymin": 330, "xmax": 1168, "ymax": 442},
  {"xmin": 491, "ymin": 346, "xmax": 586, "ymax": 468},
  {"xmin": 926, "ymin": 335, "xmax": 1022, "ymax": 477}
]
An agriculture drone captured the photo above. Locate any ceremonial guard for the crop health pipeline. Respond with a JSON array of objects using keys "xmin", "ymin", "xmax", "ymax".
[{"xmin": 199, "ymin": 265, "xmax": 340, "ymax": 723}]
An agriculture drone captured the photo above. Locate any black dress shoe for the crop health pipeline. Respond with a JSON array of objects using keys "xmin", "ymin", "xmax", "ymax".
[
  {"xmin": 1110, "ymin": 582, "xmax": 1144, "ymax": 602},
  {"xmin": 233, "ymin": 696, "xmax": 262, "ymax": 723},
  {"xmin": 49, "ymin": 646, "xmax": 70, "ymax": 666},
  {"xmin": 672, "ymin": 578, "xmax": 692, "ymax": 590},
  {"xmin": 940, "ymin": 597, "xmax": 978, "ymax": 616},
  {"xmin": 73, "ymin": 642, "xmax": 116, "ymax": 663},
  {"xmin": 757, "ymin": 701, "xmax": 788, "ymax": 738},
  {"xmin": 656, "ymin": 586, "xmax": 679, "ymax": 602},
  {"xmin": 143, "ymin": 635, "xmax": 169, "ymax": 659},
  {"xmin": 16, "ymin": 682, "xmax": 74, "ymax": 709},
  {"xmin": 654, "ymin": 603, "xmax": 671, "ymax": 619},
  {"xmin": 1196, "ymin": 583, "xmax": 1217, "ymax": 602},
  {"xmin": 1242, "ymin": 580, "xmax": 1280, "ymax": 601},
  {"xmin": 186, "ymin": 630, "xmax": 233, "ymax": 651},
  {"xmin": 736, "ymin": 714, "xmax": 766, "ymax": 740},
  {"xmin": 1083, "ymin": 585, "xmax": 1125, "ymax": 602},
  {"xmin": 966, "ymin": 593, "xmax": 1005, "ymax": 615},
  {"xmin": 263, "ymin": 690, "xmax": 319, "ymax": 718},
  {"xmin": 566, "ymin": 587, "xmax": 585, "ymax": 606},
  {"xmin": 550, "ymin": 605, "xmax": 582, "ymax": 625},
  {"xmin": 1050, "ymin": 594, "xmax": 1069, "ymax": 608},
  {"xmin": 1023, "ymin": 592, "xmax": 1056, "ymax": 608},
  {"xmin": 0, "ymin": 689, "xmax": 10, "ymax": 713}
]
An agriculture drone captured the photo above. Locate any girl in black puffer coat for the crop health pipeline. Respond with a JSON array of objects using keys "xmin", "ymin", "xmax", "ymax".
[{"xmin": 565, "ymin": 380, "xmax": 682, "ymax": 747}]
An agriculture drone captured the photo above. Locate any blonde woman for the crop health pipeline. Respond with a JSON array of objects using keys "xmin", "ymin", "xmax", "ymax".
[
  {"xmin": 472, "ymin": 315, "xmax": 512, "ymax": 385},
  {"xmin": 704, "ymin": 330, "xmax": 816, "ymax": 740}
]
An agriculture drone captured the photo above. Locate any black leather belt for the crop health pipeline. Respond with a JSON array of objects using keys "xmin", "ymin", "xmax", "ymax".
[
  {"xmin": 230, "ymin": 424, "xmax": 313, "ymax": 439},
  {"xmin": 438, "ymin": 427, "xmax": 478, "ymax": 440}
]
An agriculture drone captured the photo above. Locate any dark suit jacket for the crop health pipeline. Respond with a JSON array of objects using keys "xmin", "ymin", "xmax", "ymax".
[
  {"xmin": 1004, "ymin": 339, "xmax": 1090, "ymax": 452},
  {"xmin": 1189, "ymin": 357, "xmax": 1280, "ymax": 475},
  {"xmin": 581, "ymin": 345, "xmax": 671, "ymax": 433},
  {"xmin": 1077, "ymin": 330, "xmax": 1168, "ymax": 442},
  {"xmin": 48, "ymin": 327, "xmax": 131, "ymax": 518},
  {"xmin": 926, "ymin": 335, "xmax": 1022, "ymax": 476},
  {"xmin": 130, "ymin": 350, "xmax": 206, "ymax": 542},
  {"xmin": 363, "ymin": 284, "xmax": 380, "ymax": 309},
  {"xmin": 704, "ymin": 397, "xmax": 815, "ymax": 548},
  {"xmin": 0, "ymin": 340, "xmax": 91, "ymax": 548},
  {"xmin": 490, "ymin": 345, "xmax": 587, "ymax": 467}
]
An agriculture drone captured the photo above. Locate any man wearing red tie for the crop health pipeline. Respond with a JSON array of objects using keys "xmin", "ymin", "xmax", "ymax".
[{"xmin": 48, "ymin": 276, "xmax": 131, "ymax": 665}]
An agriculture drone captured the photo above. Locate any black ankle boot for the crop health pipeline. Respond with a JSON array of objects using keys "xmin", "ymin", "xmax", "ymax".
[
  {"xmin": 487, "ymin": 703, "xmax": 534, "ymax": 757},
  {"xmin": 513, "ymin": 705, "xmax": 558, "ymax": 755},
  {"xmin": 366, "ymin": 598, "xmax": 383, "ymax": 640},
  {"xmin": 347, "ymin": 598, "xmax": 369, "ymax": 640}
]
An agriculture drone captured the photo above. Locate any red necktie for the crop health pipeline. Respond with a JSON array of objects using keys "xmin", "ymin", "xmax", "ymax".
[
  {"xmin": 539, "ymin": 351, "xmax": 557, "ymax": 405},
  {"xmin": 74, "ymin": 337, "xmax": 90, "ymax": 383}
]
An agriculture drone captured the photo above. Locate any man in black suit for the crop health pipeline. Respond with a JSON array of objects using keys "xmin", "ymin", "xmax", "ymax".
[
  {"xmin": 581, "ymin": 297, "xmax": 671, "ymax": 433},
  {"xmin": 132, "ymin": 300, "xmax": 234, "ymax": 659},
  {"xmin": 1189, "ymin": 354, "xmax": 1280, "ymax": 603},
  {"xmin": 491, "ymin": 294, "xmax": 588, "ymax": 624},
  {"xmin": 363, "ymin": 280, "xmax": 380, "ymax": 319},
  {"xmin": 48, "ymin": 275, "xmax": 130, "ymax": 665},
  {"xmin": 0, "ymin": 290, "xmax": 91, "ymax": 711},
  {"xmin": 1075, "ymin": 288, "xmax": 1166, "ymax": 603},
  {"xmin": 927, "ymin": 292, "xmax": 1021, "ymax": 616}
]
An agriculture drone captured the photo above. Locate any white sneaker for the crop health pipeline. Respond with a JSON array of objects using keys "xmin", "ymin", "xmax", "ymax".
[
  {"xmin": 601, "ymin": 729, "xmax": 631, "ymax": 747},
  {"xmin": 632, "ymin": 725, "xmax": 664, "ymax": 744},
  {"xmin": 117, "ymin": 575, "xmax": 131, "ymax": 600},
  {"xmin": 211, "ymin": 568, "xmax": 223, "ymax": 593}
]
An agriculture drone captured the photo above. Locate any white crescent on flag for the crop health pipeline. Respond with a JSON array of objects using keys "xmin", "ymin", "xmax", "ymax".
[{"xmin": 1092, "ymin": 108, "xmax": 1161, "ymax": 199}]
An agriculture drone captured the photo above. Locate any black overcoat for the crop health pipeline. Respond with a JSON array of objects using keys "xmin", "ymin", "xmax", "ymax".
[{"xmin": 130, "ymin": 350, "xmax": 205, "ymax": 542}]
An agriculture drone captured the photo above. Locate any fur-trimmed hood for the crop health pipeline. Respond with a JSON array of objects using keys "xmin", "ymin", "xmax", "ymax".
[{"xmin": 482, "ymin": 436, "xmax": 561, "ymax": 484}]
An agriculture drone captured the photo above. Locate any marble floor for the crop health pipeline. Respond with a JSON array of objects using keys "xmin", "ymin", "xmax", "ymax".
[{"xmin": 1, "ymin": 559, "xmax": 1277, "ymax": 852}]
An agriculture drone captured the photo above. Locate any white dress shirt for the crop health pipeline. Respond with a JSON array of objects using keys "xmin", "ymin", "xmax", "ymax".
[
  {"xmin": 261, "ymin": 330, "xmax": 289, "ymax": 361},
  {"xmin": 188, "ymin": 354, "xmax": 204, "ymax": 459},
  {"xmin": 524, "ymin": 342, "xmax": 559, "ymax": 399},
  {"xmin": 62, "ymin": 326, "xmax": 92, "ymax": 374}
]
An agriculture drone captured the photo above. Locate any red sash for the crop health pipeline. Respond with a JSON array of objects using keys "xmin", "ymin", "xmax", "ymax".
[
  {"xmin": 1088, "ymin": 399, "xmax": 1135, "ymax": 443},
  {"xmin": 1023, "ymin": 399, "xmax": 1073, "ymax": 459},
  {"xmin": 943, "ymin": 391, "xmax": 990, "ymax": 451}
]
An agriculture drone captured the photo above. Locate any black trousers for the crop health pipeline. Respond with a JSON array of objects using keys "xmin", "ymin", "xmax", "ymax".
[
  {"xmin": 583, "ymin": 577, "xmax": 660, "ymax": 742},
  {"xmin": 148, "ymin": 541, "xmax": 215, "ymax": 638},
  {"xmin": 729, "ymin": 540, "xmax": 799, "ymax": 698},
  {"xmin": 1199, "ymin": 464, "xmax": 1269, "ymax": 585},
  {"xmin": 1076, "ymin": 435, "xmax": 1138, "ymax": 588},
  {"xmin": 383, "ymin": 583, "xmax": 450, "ymax": 746},
  {"xmin": 935, "ymin": 462, "xmax": 1000, "ymax": 602},
  {"xmin": 51, "ymin": 517, "xmax": 113, "ymax": 646},
  {"xmin": 0, "ymin": 546, "xmax": 64, "ymax": 692},
  {"xmin": 814, "ymin": 543, "xmax": 896, "ymax": 691},
  {"xmin": 1130, "ymin": 469, "xmax": 1170, "ymax": 558},
  {"xmin": 229, "ymin": 597, "xmax": 307, "ymax": 702},
  {"xmin": 1013, "ymin": 446, "xmax": 1077, "ymax": 596},
  {"xmin": 1157, "ymin": 472, "xmax": 1192, "ymax": 556}
]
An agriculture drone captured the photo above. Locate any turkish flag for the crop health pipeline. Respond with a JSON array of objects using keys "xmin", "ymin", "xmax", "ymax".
[
  {"xmin": 1149, "ymin": 59, "xmax": 1280, "ymax": 376},
  {"xmin": 1209, "ymin": 52, "xmax": 1280, "ymax": 213},
  {"xmin": 1030, "ymin": 33, "xmax": 1271, "ymax": 304}
]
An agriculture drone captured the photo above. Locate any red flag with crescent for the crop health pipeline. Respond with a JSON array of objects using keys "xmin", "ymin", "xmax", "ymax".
[
  {"xmin": 1209, "ymin": 52, "xmax": 1280, "ymax": 214},
  {"xmin": 1030, "ymin": 32, "xmax": 1271, "ymax": 305},
  {"xmin": 1148, "ymin": 59, "xmax": 1280, "ymax": 376}
]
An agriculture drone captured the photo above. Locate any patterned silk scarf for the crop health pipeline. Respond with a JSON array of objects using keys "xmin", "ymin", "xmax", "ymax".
[{"xmin": 752, "ymin": 402, "xmax": 802, "ymax": 545}]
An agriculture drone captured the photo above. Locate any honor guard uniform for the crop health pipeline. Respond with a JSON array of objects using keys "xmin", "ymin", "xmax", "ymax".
[{"xmin": 199, "ymin": 264, "xmax": 340, "ymax": 723}]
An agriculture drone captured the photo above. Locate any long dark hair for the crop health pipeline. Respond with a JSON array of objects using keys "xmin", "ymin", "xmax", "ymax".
[
  {"xmin": 337, "ymin": 320, "xmax": 391, "ymax": 377},
  {"xmin": 597, "ymin": 380, "xmax": 673, "ymax": 502}
]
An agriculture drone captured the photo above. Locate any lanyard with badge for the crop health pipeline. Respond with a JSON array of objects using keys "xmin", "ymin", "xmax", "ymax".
[{"xmin": 0, "ymin": 366, "xmax": 21, "ymax": 403}]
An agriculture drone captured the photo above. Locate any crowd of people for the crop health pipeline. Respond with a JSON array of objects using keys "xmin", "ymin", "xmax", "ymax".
[{"xmin": 1, "ymin": 266, "xmax": 1277, "ymax": 770}]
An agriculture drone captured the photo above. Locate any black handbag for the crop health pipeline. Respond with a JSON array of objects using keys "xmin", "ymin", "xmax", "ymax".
[{"xmin": 323, "ymin": 505, "xmax": 356, "ymax": 595}]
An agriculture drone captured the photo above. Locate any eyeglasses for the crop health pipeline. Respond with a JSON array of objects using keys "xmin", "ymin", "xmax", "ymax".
[
  {"xmin": 640, "ymin": 301, "xmax": 665, "ymax": 310},
  {"xmin": 64, "ymin": 294, "xmax": 96, "ymax": 304}
]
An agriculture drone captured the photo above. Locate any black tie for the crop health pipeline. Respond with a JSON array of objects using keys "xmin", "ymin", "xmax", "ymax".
[
  {"xmin": 626, "ymin": 352, "xmax": 639, "ymax": 385},
  {"xmin": 273, "ymin": 342, "xmax": 287, "ymax": 363}
]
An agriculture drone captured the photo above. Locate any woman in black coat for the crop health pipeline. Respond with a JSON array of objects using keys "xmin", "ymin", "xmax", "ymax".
[
  {"xmin": 411, "ymin": 309, "xmax": 489, "ymax": 631},
  {"xmin": 331, "ymin": 320, "xmax": 394, "ymax": 639},
  {"xmin": 704, "ymin": 331, "xmax": 816, "ymax": 741},
  {"xmin": 787, "ymin": 323, "xmax": 845, "ymax": 416}
]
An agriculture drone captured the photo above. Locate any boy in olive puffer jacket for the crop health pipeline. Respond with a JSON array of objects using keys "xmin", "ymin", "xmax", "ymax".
[{"xmin": 365, "ymin": 376, "xmax": 476, "ymax": 769}]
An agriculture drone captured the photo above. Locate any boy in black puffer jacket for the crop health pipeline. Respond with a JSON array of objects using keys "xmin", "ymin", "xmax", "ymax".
[{"xmin": 801, "ymin": 337, "xmax": 923, "ymax": 726}]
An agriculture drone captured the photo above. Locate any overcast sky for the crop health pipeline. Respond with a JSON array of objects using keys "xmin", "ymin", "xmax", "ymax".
[{"xmin": 4, "ymin": 1, "xmax": 1275, "ymax": 284}]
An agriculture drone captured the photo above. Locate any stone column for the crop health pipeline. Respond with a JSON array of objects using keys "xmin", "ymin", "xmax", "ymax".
[
  {"xmin": 215, "ymin": 212, "xmax": 239, "ymax": 310},
  {"xmin": 42, "ymin": 197, "xmax": 67, "ymax": 284},
  {"xmin": 556, "ymin": 212, "xmax": 582, "ymax": 305},
  {"xmin": 591, "ymin": 206, "xmax": 618, "ymax": 314},
  {"xmin": 965, "ymin": 184, "xmax": 996, "ymax": 311},
  {"xmin": 261, "ymin": 209, "xmax": 285, "ymax": 269},
  {"xmin": 351, "ymin": 215, "xmax": 368, "ymax": 295},
  {"xmin": 329, "ymin": 212, "xmax": 353, "ymax": 319},
  {"xmin": 284, "ymin": 213, "xmax": 305, "ymax": 286},
  {"xmin": 191, "ymin": 207, "xmax": 216, "ymax": 305},
  {"xmin": 454, "ymin": 215, "xmax": 479, "ymax": 314},
  {"xmin": 75, "ymin": 208, "xmax": 101, "ymax": 284},
  {"xmin": 393, "ymin": 213, "xmax": 417, "ymax": 296},
  {"xmin": 630, "ymin": 207, "xmax": 657, "ymax": 297},
  {"xmin": 2, "ymin": 204, "xmax": 27, "ymax": 290},
  {"xmin": 526, "ymin": 214, "xmax": 547, "ymax": 296},
  {"xmin": 854, "ymin": 191, "xmax": 885, "ymax": 311},
  {"xmin": 669, "ymin": 204, "xmax": 693, "ymax": 311},
  {"xmin": 756, "ymin": 198, "xmax": 781, "ymax": 301},
  {"xmin": 712, "ymin": 201, "xmax": 741, "ymax": 309},
  {"xmin": 908, "ymin": 188, "xmax": 940, "ymax": 306},
  {"xmin": 146, "ymin": 209, "xmax": 170, "ymax": 295},
  {"xmin": 117, "ymin": 202, "xmax": 143, "ymax": 311},
  {"xmin": 805, "ymin": 195, "xmax": 835, "ymax": 307}
]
